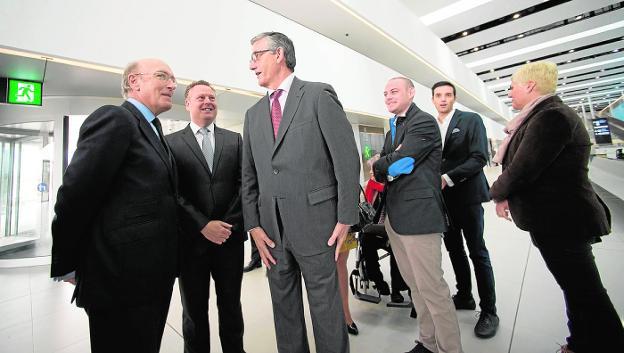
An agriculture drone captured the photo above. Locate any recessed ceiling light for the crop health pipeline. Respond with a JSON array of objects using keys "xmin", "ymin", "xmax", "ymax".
[
  {"xmin": 569, "ymin": 49, "xmax": 575, "ymax": 53},
  {"xmin": 562, "ymin": 82, "xmax": 566, "ymax": 85},
  {"xmin": 567, "ymin": 60, "xmax": 572, "ymax": 63},
  {"xmin": 513, "ymin": 13, "xmax": 520, "ymax": 19},
  {"xmin": 613, "ymin": 49, "xmax": 620, "ymax": 52},
  {"xmin": 473, "ymin": 47, "xmax": 479, "ymax": 52},
  {"xmin": 526, "ymin": 60, "xmax": 531, "ymax": 63},
  {"xmin": 601, "ymin": 69, "xmax": 605, "ymax": 72},
  {"xmin": 490, "ymin": 69, "xmax": 495, "ymax": 73},
  {"xmin": 496, "ymin": 76, "xmax": 500, "ymax": 80},
  {"xmin": 596, "ymin": 76, "xmax": 600, "ymax": 79},
  {"xmin": 564, "ymin": 76, "xmax": 567, "ymax": 79},
  {"xmin": 518, "ymin": 34, "xmax": 524, "ymax": 38},
  {"xmin": 462, "ymin": 31, "xmax": 468, "ymax": 36},
  {"xmin": 575, "ymin": 15, "xmax": 582, "ymax": 20}
]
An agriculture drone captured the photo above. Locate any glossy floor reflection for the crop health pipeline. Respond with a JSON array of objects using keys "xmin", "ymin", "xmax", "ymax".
[{"xmin": 1, "ymin": 166, "xmax": 622, "ymax": 353}]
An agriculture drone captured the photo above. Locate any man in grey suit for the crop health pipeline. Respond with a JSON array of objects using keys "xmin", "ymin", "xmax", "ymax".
[
  {"xmin": 242, "ymin": 32, "xmax": 359, "ymax": 353},
  {"xmin": 373, "ymin": 77, "xmax": 462, "ymax": 353}
]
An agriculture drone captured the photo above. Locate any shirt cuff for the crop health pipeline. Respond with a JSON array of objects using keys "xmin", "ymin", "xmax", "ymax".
[{"xmin": 442, "ymin": 174, "xmax": 454, "ymax": 187}]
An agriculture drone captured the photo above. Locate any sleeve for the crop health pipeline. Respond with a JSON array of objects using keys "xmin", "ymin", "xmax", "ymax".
[
  {"xmin": 241, "ymin": 111, "xmax": 262, "ymax": 231},
  {"xmin": 221, "ymin": 133, "xmax": 244, "ymax": 232},
  {"xmin": 374, "ymin": 115, "xmax": 439, "ymax": 179},
  {"xmin": 316, "ymin": 85, "xmax": 360, "ymax": 225},
  {"xmin": 51, "ymin": 106, "xmax": 132, "ymax": 277}
]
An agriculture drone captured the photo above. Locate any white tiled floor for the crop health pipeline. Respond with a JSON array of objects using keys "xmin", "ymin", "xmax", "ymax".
[{"xmin": 1, "ymin": 165, "xmax": 623, "ymax": 353}]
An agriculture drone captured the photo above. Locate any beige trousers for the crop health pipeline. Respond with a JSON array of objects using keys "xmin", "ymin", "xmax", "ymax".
[{"xmin": 385, "ymin": 219, "xmax": 463, "ymax": 353}]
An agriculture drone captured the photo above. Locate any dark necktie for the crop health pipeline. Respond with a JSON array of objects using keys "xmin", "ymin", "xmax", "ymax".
[
  {"xmin": 152, "ymin": 117, "xmax": 172, "ymax": 160},
  {"xmin": 198, "ymin": 127, "xmax": 214, "ymax": 171},
  {"xmin": 396, "ymin": 116, "xmax": 406, "ymax": 127},
  {"xmin": 271, "ymin": 89, "xmax": 284, "ymax": 138}
]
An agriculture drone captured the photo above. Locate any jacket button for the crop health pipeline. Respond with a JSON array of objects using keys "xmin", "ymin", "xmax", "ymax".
[{"xmin": 273, "ymin": 169, "xmax": 279, "ymax": 175}]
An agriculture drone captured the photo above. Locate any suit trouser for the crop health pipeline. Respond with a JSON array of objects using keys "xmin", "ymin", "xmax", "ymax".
[
  {"xmin": 386, "ymin": 219, "xmax": 463, "ymax": 353},
  {"xmin": 179, "ymin": 239, "xmax": 245, "ymax": 353},
  {"xmin": 267, "ymin": 238, "xmax": 349, "ymax": 353},
  {"xmin": 530, "ymin": 232, "xmax": 624, "ymax": 353},
  {"xmin": 85, "ymin": 281, "xmax": 174, "ymax": 353},
  {"xmin": 443, "ymin": 203, "xmax": 496, "ymax": 313}
]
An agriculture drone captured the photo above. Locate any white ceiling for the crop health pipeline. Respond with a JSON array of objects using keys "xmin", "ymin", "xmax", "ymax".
[
  {"xmin": 401, "ymin": 0, "xmax": 624, "ymax": 112},
  {"xmin": 2, "ymin": 0, "xmax": 622, "ymax": 122}
]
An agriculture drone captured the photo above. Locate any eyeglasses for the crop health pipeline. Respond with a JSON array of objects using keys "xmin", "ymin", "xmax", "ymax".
[
  {"xmin": 134, "ymin": 71, "xmax": 177, "ymax": 84},
  {"xmin": 250, "ymin": 49, "xmax": 274, "ymax": 63}
]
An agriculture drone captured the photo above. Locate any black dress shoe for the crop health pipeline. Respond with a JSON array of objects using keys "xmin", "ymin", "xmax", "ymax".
[
  {"xmin": 243, "ymin": 259, "xmax": 261, "ymax": 273},
  {"xmin": 452, "ymin": 293, "xmax": 476, "ymax": 310},
  {"xmin": 410, "ymin": 306, "xmax": 417, "ymax": 319},
  {"xmin": 346, "ymin": 322, "xmax": 359, "ymax": 335},
  {"xmin": 374, "ymin": 280, "xmax": 390, "ymax": 295},
  {"xmin": 405, "ymin": 341, "xmax": 433, "ymax": 353},
  {"xmin": 474, "ymin": 312, "xmax": 499, "ymax": 338},
  {"xmin": 391, "ymin": 292, "xmax": 404, "ymax": 303}
]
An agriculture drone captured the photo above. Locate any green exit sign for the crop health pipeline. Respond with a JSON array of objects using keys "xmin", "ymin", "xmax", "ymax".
[{"xmin": 1, "ymin": 78, "xmax": 43, "ymax": 106}]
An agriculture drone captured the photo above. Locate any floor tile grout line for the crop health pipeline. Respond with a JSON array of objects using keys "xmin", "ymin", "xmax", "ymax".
[{"xmin": 507, "ymin": 239, "xmax": 533, "ymax": 353}]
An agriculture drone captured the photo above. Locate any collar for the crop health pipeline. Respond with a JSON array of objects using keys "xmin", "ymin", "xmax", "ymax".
[
  {"xmin": 127, "ymin": 98, "xmax": 156, "ymax": 123},
  {"xmin": 437, "ymin": 108, "xmax": 456, "ymax": 125},
  {"xmin": 190, "ymin": 121, "xmax": 215, "ymax": 135},
  {"xmin": 268, "ymin": 73, "xmax": 295, "ymax": 97}
]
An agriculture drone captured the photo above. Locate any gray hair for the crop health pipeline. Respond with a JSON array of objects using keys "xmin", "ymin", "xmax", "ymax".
[
  {"xmin": 250, "ymin": 32, "xmax": 296, "ymax": 71},
  {"xmin": 121, "ymin": 61, "xmax": 140, "ymax": 98}
]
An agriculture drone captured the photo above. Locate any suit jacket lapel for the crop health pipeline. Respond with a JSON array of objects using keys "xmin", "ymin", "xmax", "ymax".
[
  {"xmin": 273, "ymin": 77, "xmax": 304, "ymax": 155},
  {"xmin": 395, "ymin": 103, "xmax": 417, "ymax": 148},
  {"xmin": 181, "ymin": 125, "xmax": 212, "ymax": 176},
  {"xmin": 212, "ymin": 126, "xmax": 224, "ymax": 173},
  {"xmin": 121, "ymin": 101, "xmax": 176, "ymax": 186},
  {"xmin": 444, "ymin": 110, "xmax": 461, "ymax": 153}
]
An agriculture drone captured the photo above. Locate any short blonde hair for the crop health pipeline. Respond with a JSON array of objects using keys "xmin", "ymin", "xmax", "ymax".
[{"xmin": 511, "ymin": 61, "xmax": 558, "ymax": 94}]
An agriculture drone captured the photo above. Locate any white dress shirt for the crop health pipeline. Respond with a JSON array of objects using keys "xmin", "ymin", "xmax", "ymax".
[
  {"xmin": 190, "ymin": 121, "xmax": 215, "ymax": 156},
  {"xmin": 437, "ymin": 108, "xmax": 455, "ymax": 187}
]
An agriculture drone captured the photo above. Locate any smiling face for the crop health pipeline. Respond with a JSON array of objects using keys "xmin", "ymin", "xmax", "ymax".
[
  {"xmin": 383, "ymin": 78, "xmax": 415, "ymax": 115},
  {"xmin": 186, "ymin": 84, "xmax": 217, "ymax": 127},
  {"xmin": 432, "ymin": 84, "xmax": 455, "ymax": 115},
  {"xmin": 127, "ymin": 59, "xmax": 176, "ymax": 115}
]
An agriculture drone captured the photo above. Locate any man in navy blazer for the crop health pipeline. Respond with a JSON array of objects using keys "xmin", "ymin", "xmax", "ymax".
[
  {"xmin": 432, "ymin": 81, "xmax": 498, "ymax": 338},
  {"xmin": 167, "ymin": 81, "xmax": 246, "ymax": 353},
  {"xmin": 51, "ymin": 58, "xmax": 179, "ymax": 353}
]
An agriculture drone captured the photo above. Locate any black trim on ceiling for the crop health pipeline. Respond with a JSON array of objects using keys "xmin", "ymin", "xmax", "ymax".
[
  {"xmin": 442, "ymin": 0, "xmax": 571, "ymax": 43},
  {"xmin": 476, "ymin": 39, "xmax": 624, "ymax": 76},
  {"xmin": 485, "ymin": 64, "xmax": 624, "ymax": 84},
  {"xmin": 494, "ymin": 70, "xmax": 624, "ymax": 95},
  {"xmin": 454, "ymin": 2, "xmax": 623, "ymax": 57}
]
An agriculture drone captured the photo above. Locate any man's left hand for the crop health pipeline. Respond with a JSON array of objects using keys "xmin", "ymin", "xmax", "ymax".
[{"xmin": 327, "ymin": 222, "xmax": 350, "ymax": 261}]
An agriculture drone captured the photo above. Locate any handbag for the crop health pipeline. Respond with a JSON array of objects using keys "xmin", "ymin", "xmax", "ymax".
[{"xmin": 350, "ymin": 186, "xmax": 376, "ymax": 233}]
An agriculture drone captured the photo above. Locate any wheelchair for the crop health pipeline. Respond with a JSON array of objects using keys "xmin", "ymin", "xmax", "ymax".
[{"xmin": 349, "ymin": 223, "xmax": 412, "ymax": 308}]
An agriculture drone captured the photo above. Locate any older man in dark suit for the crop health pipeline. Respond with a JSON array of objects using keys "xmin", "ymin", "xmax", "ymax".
[
  {"xmin": 51, "ymin": 58, "xmax": 179, "ymax": 353},
  {"xmin": 432, "ymin": 81, "xmax": 499, "ymax": 338},
  {"xmin": 167, "ymin": 80, "xmax": 246, "ymax": 353},
  {"xmin": 374, "ymin": 77, "xmax": 462, "ymax": 353},
  {"xmin": 242, "ymin": 32, "xmax": 359, "ymax": 353}
]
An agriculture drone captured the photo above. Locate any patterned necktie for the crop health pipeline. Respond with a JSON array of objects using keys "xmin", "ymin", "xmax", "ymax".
[
  {"xmin": 271, "ymin": 89, "xmax": 284, "ymax": 138},
  {"xmin": 198, "ymin": 127, "xmax": 214, "ymax": 171}
]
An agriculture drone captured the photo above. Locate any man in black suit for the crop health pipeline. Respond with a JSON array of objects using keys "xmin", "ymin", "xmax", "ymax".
[
  {"xmin": 167, "ymin": 80, "xmax": 246, "ymax": 353},
  {"xmin": 374, "ymin": 77, "xmax": 462, "ymax": 353},
  {"xmin": 51, "ymin": 58, "xmax": 179, "ymax": 353},
  {"xmin": 432, "ymin": 81, "xmax": 499, "ymax": 338}
]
